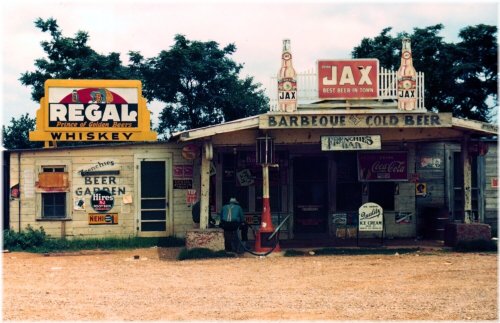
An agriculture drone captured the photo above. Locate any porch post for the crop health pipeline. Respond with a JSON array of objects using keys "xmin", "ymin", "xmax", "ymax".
[
  {"xmin": 200, "ymin": 141, "xmax": 213, "ymax": 229},
  {"xmin": 461, "ymin": 135, "xmax": 473, "ymax": 223}
]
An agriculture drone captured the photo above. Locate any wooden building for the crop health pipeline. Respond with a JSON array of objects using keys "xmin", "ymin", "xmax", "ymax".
[
  {"xmin": 171, "ymin": 110, "xmax": 498, "ymax": 241},
  {"xmin": 4, "ymin": 143, "xmax": 196, "ymax": 238},
  {"xmin": 3, "ymin": 48, "xmax": 498, "ymax": 243}
]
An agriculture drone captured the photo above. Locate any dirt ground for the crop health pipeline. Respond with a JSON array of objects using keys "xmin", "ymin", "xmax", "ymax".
[{"xmin": 2, "ymin": 247, "xmax": 497, "ymax": 321}]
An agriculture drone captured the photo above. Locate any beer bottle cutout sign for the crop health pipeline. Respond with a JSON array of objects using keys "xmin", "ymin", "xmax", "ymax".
[
  {"xmin": 278, "ymin": 39, "xmax": 297, "ymax": 112},
  {"xmin": 397, "ymin": 38, "xmax": 417, "ymax": 110}
]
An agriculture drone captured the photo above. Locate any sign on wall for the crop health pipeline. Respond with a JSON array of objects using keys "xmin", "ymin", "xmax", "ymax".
[
  {"xmin": 259, "ymin": 113, "xmax": 452, "ymax": 129},
  {"xmin": 318, "ymin": 59, "xmax": 379, "ymax": 99},
  {"xmin": 358, "ymin": 202, "xmax": 383, "ymax": 231},
  {"xmin": 416, "ymin": 183, "xmax": 427, "ymax": 196},
  {"xmin": 89, "ymin": 213, "xmax": 118, "ymax": 225},
  {"xmin": 173, "ymin": 165, "xmax": 194, "ymax": 179},
  {"xmin": 358, "ymin": 152, "xmax": 408, "ymax": 181},
  {"xmin": 91, "ymin": 190, "xmax": 114, "ymax": 213},
  {"xmin": 492, "ymin": 178, "xmax": 498, "ymax": 188},
  {"xmin": 29, "ymin": 80, "xmax": 157, "ymax": 142},
  {"xmin": 321, "ymin": 135, "xmax": 381, "ymax": 151},
  {"xmin": 395, "ymin": 212, "xmax": 412, "ymax": 224}
]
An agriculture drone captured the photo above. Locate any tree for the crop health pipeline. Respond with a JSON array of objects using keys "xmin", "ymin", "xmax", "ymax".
[
  {"xmin": 452, "ymin": 24, "xmax": 498, "ymax": 121},
  {"xmin": 352, "ymin": 24, "xmax": 497, "ymax": 121},
  {"xmin": 20, "ymin": 18, "xmax": 136, "ymax": 103},
  {"xmin": 20, "ymin": 19, "xmax": 269, "ymax": 141},
  {"xmin": 2, "ymin": 114, "xmax": 43, "ymax": 149},
  {"xmin": 135, "ymin": 35, "xmax": 268, "ymax": 138}
]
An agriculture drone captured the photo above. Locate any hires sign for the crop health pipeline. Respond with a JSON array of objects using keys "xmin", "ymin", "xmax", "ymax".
[
  {"xmin": 318, "ymin": 59, "xmax": 379, "ymax": 99},
  {"xmin": 30, "ymin": 80, "xmax": 157, "ymax": 142}
]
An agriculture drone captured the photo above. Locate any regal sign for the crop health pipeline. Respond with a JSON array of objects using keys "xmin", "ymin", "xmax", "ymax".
[
  {"xmin": 318, "ymin": 59, "xmax": 379, "ymax": 99},
  {"xmin": 29, "ymin": 80, "xmax": 157, "ymax": 142}
]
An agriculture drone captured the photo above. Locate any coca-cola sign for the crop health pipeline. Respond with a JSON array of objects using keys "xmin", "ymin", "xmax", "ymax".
[{"xmin": 358, "ymin": 152, "xmax": 408, "ymax": 181}]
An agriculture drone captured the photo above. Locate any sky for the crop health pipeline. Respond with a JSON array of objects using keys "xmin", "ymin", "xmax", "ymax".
[{"xmin": 1, "ymin": 0, "xmax": 498, "ymax": 126}]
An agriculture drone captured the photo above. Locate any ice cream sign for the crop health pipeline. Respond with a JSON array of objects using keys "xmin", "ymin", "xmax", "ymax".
[{"xmin": 30, "ymin": 80, "xmax": 157, "ymax": 142}]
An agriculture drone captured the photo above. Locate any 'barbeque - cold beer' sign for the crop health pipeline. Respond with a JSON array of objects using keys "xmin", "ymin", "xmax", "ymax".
[{"xmin": 30, "ymin": 80, "xmax": 157, "ymax": 142}]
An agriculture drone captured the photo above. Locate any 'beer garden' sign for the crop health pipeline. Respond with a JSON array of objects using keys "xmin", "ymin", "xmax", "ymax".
[{"xmin": 29, "ymin": 80, "xmax": 157, "ymax": 142}]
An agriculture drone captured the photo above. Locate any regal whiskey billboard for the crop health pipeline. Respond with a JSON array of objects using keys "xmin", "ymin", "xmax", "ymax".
[{"xmin": 29, "ymin": 80, "xmax": 157, "ymax": 142}]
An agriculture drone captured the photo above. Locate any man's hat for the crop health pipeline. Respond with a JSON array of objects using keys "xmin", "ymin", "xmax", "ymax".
[{"xmin": 229, "ymin": 197, "xmax": 239, "ymax": 204}]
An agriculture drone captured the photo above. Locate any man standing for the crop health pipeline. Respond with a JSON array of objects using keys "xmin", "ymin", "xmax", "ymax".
[{"xmin": 220, "ymin": 197, "xmax": 245, "ymax": 253}]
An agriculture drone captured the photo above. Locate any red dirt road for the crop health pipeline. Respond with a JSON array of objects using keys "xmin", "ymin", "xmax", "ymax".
[{"xmin": 2, "ymin": 248, "xmax": 497, "ymax": 321}]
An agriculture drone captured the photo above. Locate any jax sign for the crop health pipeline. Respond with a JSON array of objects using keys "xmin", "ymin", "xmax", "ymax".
[{"xmin": 29, "ymin": 80, "xmax": 157, "ymax": 142}]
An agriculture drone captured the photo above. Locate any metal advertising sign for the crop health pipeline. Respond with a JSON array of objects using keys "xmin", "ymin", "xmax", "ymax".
[
  {"xmin": 321, "ymin": 135, "xmax": 381, "ymax": 151},
  {"xmin": 358, "ymin": 152, "xmax": 408, "ymax": 181},
  {"xmin": 318, "ymin": 59, "xmax": 379, "ymax": 99},
  {"xmin": 29, "ymin": 80, "xmax": 157, "ymax": 142},
  {"xmin": 89, "ymin": 213, "xmax": 118, "ymax": 225},
  {"xmin": 358, "ymin": 202, "xmax": 383, "ymax": 231},
  {"xmin": 91, "ymin": 190, "xmax": 114, "ymax": 213},
  {"xmin": 181, "ymin": 144, "xmax": 199, "ymax": 160}
]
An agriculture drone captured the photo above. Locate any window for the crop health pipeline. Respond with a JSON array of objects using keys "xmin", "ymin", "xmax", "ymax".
[
  {"xmin": 39, "ymin": 165, "xmax": 68, "ymax": 219},
  {"xmin": 221, "ymin": 151, "xmax": 286, "ymax": 213},
  {"xmin": 222, "ymin": 153, "xmax": 250, "ymax": 211},
  {"xmin": 368, "ymin": 182, "xmax": 395, "ymax": 210},
  {"xmin": 336, "ymin": 153, "xmax": 362, "ymax": 211},
  {"xmin": 42, "ymin": 193, "xmax": 66, "ymax": 218},
  {"xmin": 43, "ymin": 167, "xmax": 65, "ymax": 173}
]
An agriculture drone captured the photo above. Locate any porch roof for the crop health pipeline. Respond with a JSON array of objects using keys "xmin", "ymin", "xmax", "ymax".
[{"xmin": 171, "ymin": 111, "xmax": 498, "ymax": 142}]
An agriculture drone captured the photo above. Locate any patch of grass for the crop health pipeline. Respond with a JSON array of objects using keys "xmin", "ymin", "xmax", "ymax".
[
  {"xmin": 177, "ymin": 248, "xmax": 237, "ymax": 260},
  {"xmin": 454, "ymin": 239, "xmax": 497, "ymax": 252},
  {"xmin": 284, "ymin": 247, "xmax": 419, "ymax": 257},
  {"xmin": 3, "ymin": 226, "xmax": 184, "ymax": 253}
]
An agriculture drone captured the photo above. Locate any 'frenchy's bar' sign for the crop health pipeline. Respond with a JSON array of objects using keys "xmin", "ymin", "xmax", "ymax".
[{"xmin": 30, "ymin": 80, "xmax": 157, "ymax": 142}]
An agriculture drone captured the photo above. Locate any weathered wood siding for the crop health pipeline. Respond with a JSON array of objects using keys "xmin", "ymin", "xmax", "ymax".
[
  {"xmin": 483, "ymin": 142, "xmax": 498, "ymax": 235},
  {"xmin": 8, "ymin": 143, "xmax": 195, "ymax": 239}
]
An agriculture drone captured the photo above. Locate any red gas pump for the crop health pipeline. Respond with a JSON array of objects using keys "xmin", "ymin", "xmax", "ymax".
[{"xmin": 254, "ymin": 135, "xmax": 280, "ymax": 252}]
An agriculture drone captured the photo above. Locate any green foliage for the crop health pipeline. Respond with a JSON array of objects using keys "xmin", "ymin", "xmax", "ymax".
[
  {"xmin": 2, "ymin": 113, "xmax": 43, "ymax": 149},
  {"xmin": 20, "ymin": 19, "xmax": 269, "ymax": 143},
  {"xmin": 177, "ymin": 247, "xmax": 236, "ymax": 260},
  {"xmin": 3, "ymin": 226, "xmax": 184, "ymax": 252},
  {"xmin": 3, "ymin": 225, "xmax": 47, "ymax": 250},
  {"xmin": 454, "ymin": 239, "xmax": 497, "ymax": 252},
  {"xmin": 141, "ymin": 34, "xmax": 268, "ymax": 138},
  {"xmin": 20, "ymin": 18, "xmax": 135, "ymax": 103},
  {"xmin": 352, "ymin": 24, "xmax": 497, "ymax": 122}
]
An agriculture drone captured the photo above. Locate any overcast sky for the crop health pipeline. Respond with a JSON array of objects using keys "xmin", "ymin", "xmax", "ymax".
[{"xmin": 1, "ymin": 0, "xmax": 498, "ymax": 125}]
